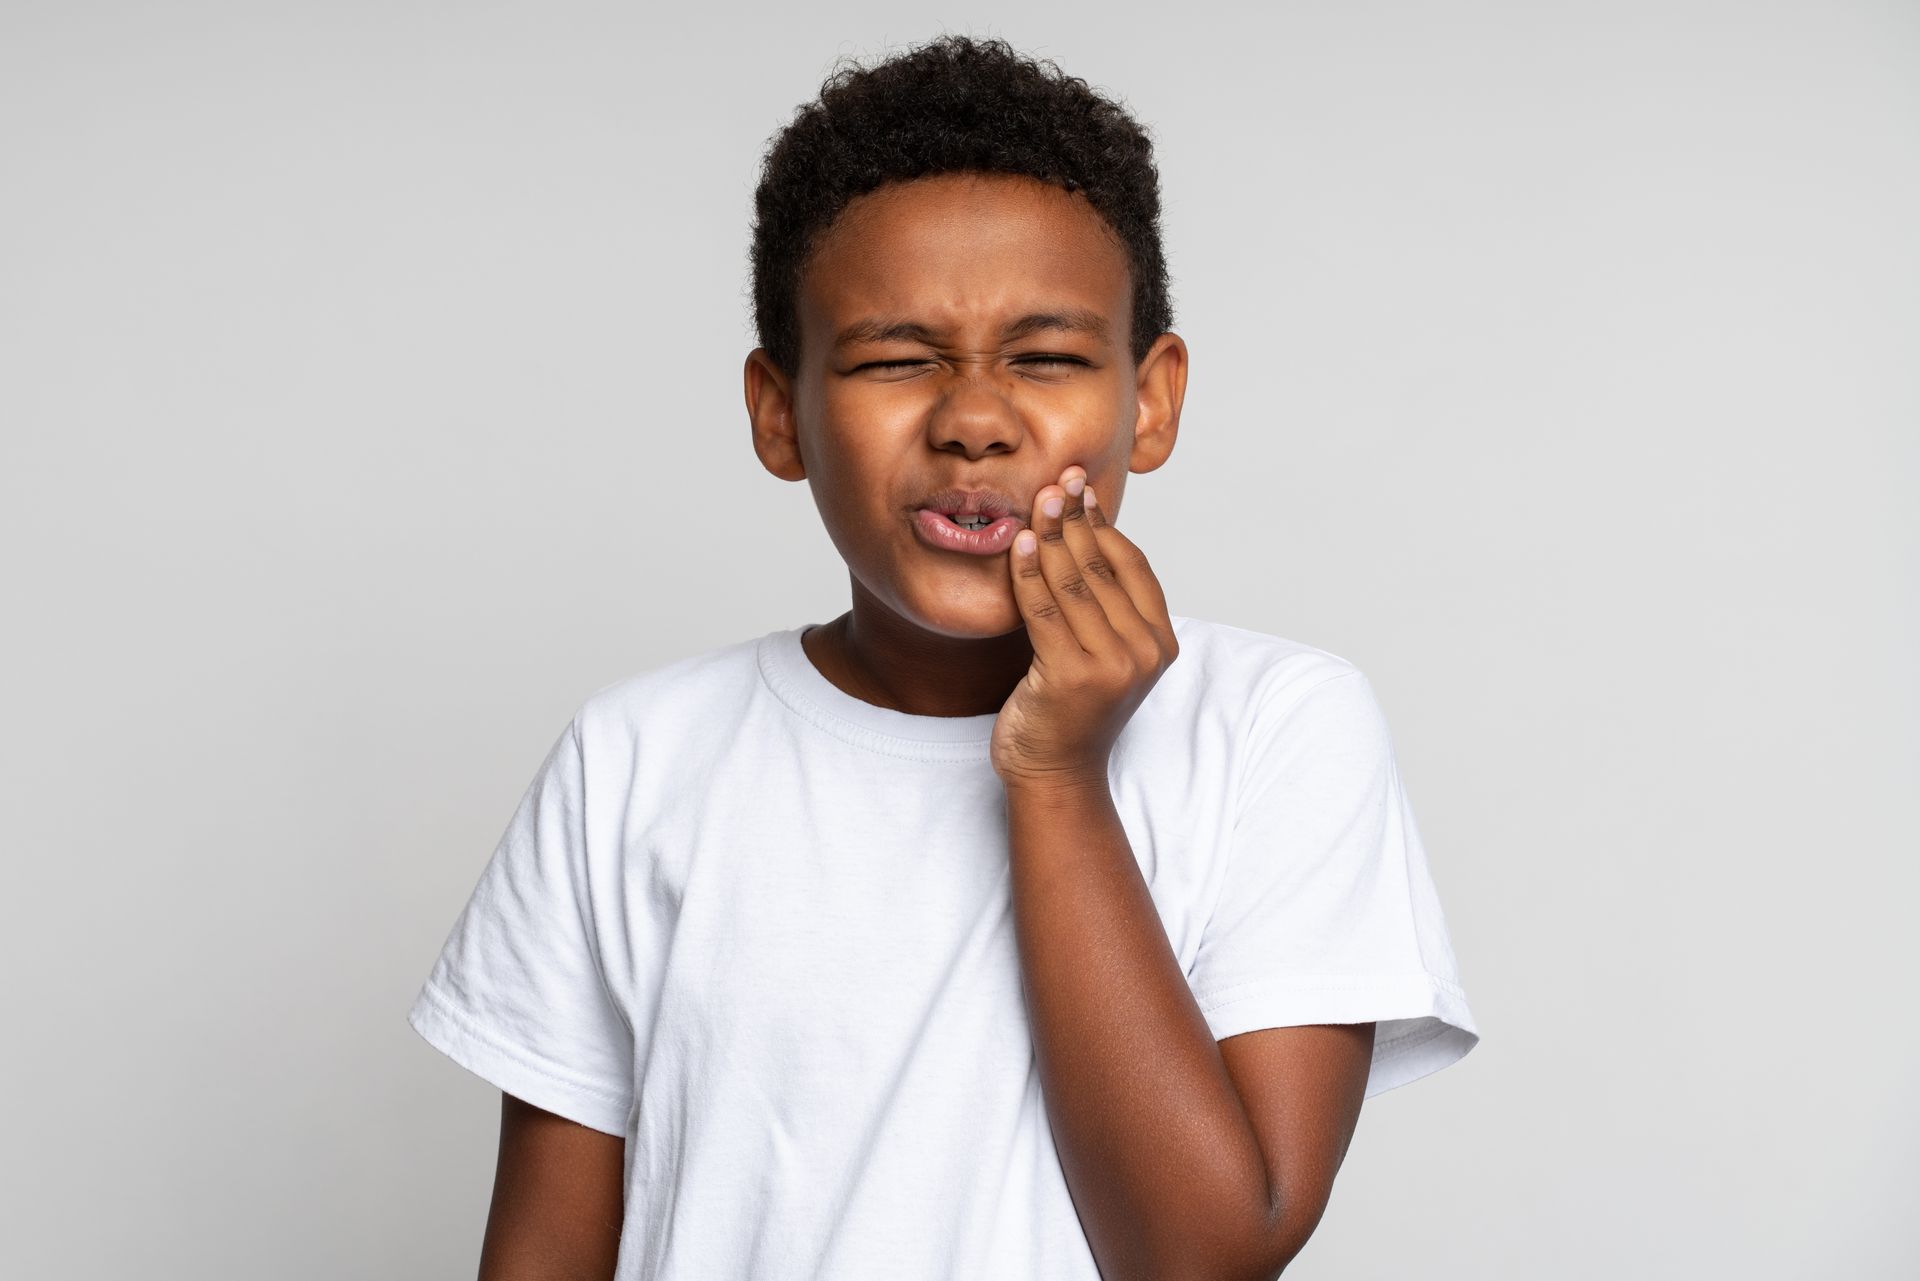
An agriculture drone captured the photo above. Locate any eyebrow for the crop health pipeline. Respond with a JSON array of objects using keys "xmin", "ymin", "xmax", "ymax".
[{"xmin": 832, "ymin": 307, "xmax": 1112, "ymax": 349}]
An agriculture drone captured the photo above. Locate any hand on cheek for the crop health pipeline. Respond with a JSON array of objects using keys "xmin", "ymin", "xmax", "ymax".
[{"xmin": 991, "ymin": 465, "xmax": 1179, "ymax": 789}]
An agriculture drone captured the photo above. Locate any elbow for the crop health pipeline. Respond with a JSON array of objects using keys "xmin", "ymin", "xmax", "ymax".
[
  {"xmin": 1234, "ymin": 1191, "xmax": 1318, "ymax": 1281},
  {"xmin": 1138, "ymin": 1172, "xmax": 1323, "ymax": 1281},
  {"xmin": 1235, "ymin": 1243, "xmax": 1303, "ymax": 1281},
  {"xmin": 1148, "ymin": 1219, "xmax": 1309, "ymax": 1281},
  {"xmin": 1156, "ymin": 1253, "xmax": 1295, "ymax": 1281},
  {"xmin": 1264, "ymin": 1241, "xmax": 1306, "ymax": 1280},
  {"xmin": 1219, "ymin": 1238, "xmax": 1305, "ymax": 1281}
]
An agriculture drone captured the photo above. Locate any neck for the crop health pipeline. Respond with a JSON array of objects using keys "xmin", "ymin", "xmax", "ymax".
[{"xmin": 802, "ymin": 582, "xmax": 1033, "ymax": 718}]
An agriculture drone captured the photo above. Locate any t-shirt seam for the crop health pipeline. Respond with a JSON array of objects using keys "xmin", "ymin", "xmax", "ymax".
[
  {"xmin": 566, "ymin": 713, "xmax": 638, "ymax": 1044},
  {"xmin": 755, "ymin": 632, "xmax": 995, "ymax": 762},
  {"xmin": 415, "ymin": 978, "xmax": 631, "ymax": 1107},
  {"xmin": 1192, "ymin": 968, "xmax": 1469, "ymax": 1010},
  {"xmin": 1193, "ymin": 974, "xmax": 1468, "ymax": 1062},
  {"xmin": 766, "ymin": 691, "xmax": 991, "ymax": 763},
  {"xmin": 1371, "ymin": 1020, "xmax": 1455, "ymax": 1061}
]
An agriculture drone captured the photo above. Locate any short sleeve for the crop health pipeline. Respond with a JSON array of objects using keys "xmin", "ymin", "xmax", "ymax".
[
  {"xmin": 406, "ymin": 715, "xmax": 634, "ymax": 1136},
  {"xmin": 1186, "ymin": 668, "xmax": 1480, "ymax": 1100}
]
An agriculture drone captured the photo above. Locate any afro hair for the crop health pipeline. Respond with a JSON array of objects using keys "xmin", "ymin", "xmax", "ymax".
[{"xmin": 748, "ymin": 34, "xmax": 1174, "ymax": 377}]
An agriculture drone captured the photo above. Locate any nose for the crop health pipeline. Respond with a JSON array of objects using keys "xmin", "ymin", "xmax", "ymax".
[{"xmin": 925, "ymin": 368, "xmax": 1024, "ymax": 459}]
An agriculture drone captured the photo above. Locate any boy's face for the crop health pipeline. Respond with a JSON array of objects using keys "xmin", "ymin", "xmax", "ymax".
[{"xmin": 745, "ymin": 171, "xmax": 1186, "ymax": 640}]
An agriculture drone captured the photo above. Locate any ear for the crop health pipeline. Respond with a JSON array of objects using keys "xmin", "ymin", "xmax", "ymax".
[
  {"xmin": 745, "ymin": 348, "xmax": 806, "ymax": 481},
  {"xmin": 1127, "ymin": 331, "xmax": 1188, "ymax": 476}
]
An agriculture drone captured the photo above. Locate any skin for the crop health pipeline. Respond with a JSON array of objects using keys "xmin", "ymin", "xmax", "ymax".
[
  {"xmin": 994, "ymin": 478, "xmax": 1374, "ymax": 1279},
  {"xmin": 479, "ymin": 1094, "xmax": 623, "ymax": 1280},
  {"xmin": 746, "ymin": 169, "xmax": 1168, "ymax": 716},
  {"xmin": 483, "ymin": 169, "xmax": 1373, "ymax": 1280}
]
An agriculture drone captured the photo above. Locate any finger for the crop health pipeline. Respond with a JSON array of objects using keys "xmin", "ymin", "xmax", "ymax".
[
  {"xmin": 1055, "ymin": 470, "xmax": 1158, "ymax": 656},
  {"xmin": 1032, "ymin": 479, "xmax": 1115, "ymax": 657},
  {"xmin": 1008, "ymin": 526, "xmax": 1078, "ymax": 659},
  {"xmin": 1081, "ymin": 484, "xmax": 1176, "ymax": 657}
]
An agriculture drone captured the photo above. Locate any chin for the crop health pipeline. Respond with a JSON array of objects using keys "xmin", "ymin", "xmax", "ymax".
[{"xmin": 898, "ymin": 585, "xmax": 1026, "ymax": 639}]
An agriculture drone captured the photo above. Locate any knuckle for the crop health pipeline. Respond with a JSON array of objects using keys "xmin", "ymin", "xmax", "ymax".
[{"xmin": 1055, "ymin": 573, "xmax": 1091, "ymax": 598}]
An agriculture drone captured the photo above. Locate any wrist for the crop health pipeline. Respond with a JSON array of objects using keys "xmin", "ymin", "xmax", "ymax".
[{"xmin": 998, "ymin": 764, "xmax": 1112, "ymax": 805}]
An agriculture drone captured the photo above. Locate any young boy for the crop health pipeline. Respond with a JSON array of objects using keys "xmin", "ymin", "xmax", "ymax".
[{"xmin": 408, "ymin": 34, "xmax": 1479, "ymax": 1281}]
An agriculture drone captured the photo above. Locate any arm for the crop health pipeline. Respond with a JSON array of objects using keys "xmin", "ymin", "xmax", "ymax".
[
  {"xmin": 1006, "ymin": 781, "xmax": 1371, "ymax": 1280},
  {"xmin": 995, "ymin": 469, "xmax": 1371, "ymax": 1279},
  {"xmin": 477, "ymin": 1093, "xmax": 625, "ymax": 1281}
]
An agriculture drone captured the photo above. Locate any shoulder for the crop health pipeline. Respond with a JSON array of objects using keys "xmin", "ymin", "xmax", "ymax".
[
  {"xmin": 1158, "ymin": 616, "xmax": 1396, "ymax": 778},
  {"xmin": 1163, "ymin": 621, "xmax": 1401, "ymax": 827},
  {"xmin": 569, "ymin": 631, "xmax": 768, "ymax": 750},
  {"xmin": 1167, "ymin": 614, "xmax": 1371, "ymax": 717}
]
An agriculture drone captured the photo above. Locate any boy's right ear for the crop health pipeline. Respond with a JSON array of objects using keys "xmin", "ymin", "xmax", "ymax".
[{"xmin": 744, "ymin": 348, "xmax": 807, "ymax": 482}]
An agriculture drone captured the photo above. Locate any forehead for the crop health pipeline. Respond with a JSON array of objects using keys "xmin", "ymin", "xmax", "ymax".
[{"xmin": 797, "ymin": 172, "xmax": 1131, "ymax": 352}]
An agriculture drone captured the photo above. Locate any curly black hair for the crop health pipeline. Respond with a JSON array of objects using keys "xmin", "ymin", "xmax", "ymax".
[{"xmin": 748, "ymin": 34, "xmax": 1174, "ymax": 377}]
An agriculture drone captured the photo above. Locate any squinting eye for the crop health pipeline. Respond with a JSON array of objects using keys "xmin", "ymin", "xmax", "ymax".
[{"xmin": 853, "ymin": 356, "xmax": 1086, "ymax": 373}]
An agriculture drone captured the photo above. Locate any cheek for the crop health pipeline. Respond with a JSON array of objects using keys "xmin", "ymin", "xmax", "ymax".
[
  {"xmin": 1051, "ymin": 384, "xmax": 1135, "ymax": 461},
  {"xmin": 813, "ymin": 389, "xmax": 927, "ymax": 486},
  {"xmin": 814, "ymin": 385, "xmax": 923, "ymax": 459},
  {"xmin": 802, "ymin": 429, "xmax": 901, "ymax": 535},
  {"xmin": 1022, "ymin": 368, "xmax": 1131, "ymax": 429}
]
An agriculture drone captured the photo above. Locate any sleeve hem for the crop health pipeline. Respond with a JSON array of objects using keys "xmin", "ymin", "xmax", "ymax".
[
  {"xmin": 406, "ymin": 980, "xmax": 632, "ymax": 1138},
  {"xmin": 1195, "ymin": 970, "xmax": 1481, "ymax": 1101}
]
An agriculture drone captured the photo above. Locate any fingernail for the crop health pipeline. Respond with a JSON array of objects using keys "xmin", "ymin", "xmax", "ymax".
[
  {"xmin": 1084, "ymin": 485, "xmax": 1097, "ymax": 507},
  {"xmin": 1064, "ymin": 475, "xmax": 1085, "ymax": 497},
  {"xmin": 1042, "ymin": 494, "xmax": 1063, "ymax": 518},
  {"xmin": 1015, "ymin": 530, "xmax": 1036, "ymax": 554}
]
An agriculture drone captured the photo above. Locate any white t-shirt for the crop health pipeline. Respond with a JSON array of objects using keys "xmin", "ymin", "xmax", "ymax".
[{"xmin": 408, "ymin": 615, "xmax": 1479, "ymax": 1279}]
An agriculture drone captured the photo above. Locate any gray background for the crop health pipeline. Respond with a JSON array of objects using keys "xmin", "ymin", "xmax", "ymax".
[{"xmin": 3, "ymin": 1, "xmax": 1914, "ymax": 1277}]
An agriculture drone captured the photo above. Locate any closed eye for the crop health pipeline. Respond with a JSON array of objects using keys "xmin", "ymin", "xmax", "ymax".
[{"xmin": 852, "ymin": 355, "xmax": 1091, "ymax": 372}]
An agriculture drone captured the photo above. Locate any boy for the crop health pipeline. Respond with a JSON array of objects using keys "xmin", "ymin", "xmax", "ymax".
[{"xmin": 409, "ymin": 34, "xmax": 1479, "ymax": 1281}]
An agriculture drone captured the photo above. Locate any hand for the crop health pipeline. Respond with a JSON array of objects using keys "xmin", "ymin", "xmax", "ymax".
[{"xmin": 992, "ymin": 465, "xmax": 1179, "ymax": 789}]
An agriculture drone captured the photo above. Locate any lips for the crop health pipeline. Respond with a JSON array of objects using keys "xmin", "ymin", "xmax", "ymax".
[
  {"xmin": 911, "ymin": 486, "xmax": 1026, "ymax": 557},
  {"xmin": 916, "ymin": 486, "xmax": 1019, "ymax": 521},
  {"xmin": 912, "ymin": 509, "xmax": 1022, "ymax": 555}
]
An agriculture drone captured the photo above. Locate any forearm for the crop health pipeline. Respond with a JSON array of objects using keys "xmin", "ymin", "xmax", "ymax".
[{"xmin": 1005, "ymin": 776, "xmax": 1281, "ymax": 1281}]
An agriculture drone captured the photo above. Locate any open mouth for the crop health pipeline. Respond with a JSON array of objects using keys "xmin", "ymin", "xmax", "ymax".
[{"xmin": 911, "ymin": 507, "xmax": 1021, "ymax": 556}]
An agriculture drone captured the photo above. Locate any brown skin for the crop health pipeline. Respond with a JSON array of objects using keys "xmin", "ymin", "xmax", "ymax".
[
  {"xmin": 747, "ymin": 169, "xmax": 1159, "ymax": 715},
  {"xmin": 998, "ymin": 477, "xmax": 1374, "ymax": 1279},
  {"xmin": 478, "ymin": 1093, "xmax": 624, "ymax": 1280},
  {"xmin": 743, "ymin": 170, "xmax": 1376, "ymax": 1279}
]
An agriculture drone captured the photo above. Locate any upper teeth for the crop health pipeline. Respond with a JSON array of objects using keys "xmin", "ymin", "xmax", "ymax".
[{"xmin": 954, "ymin": 514, "xmax": 991, "ymax": 529}]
